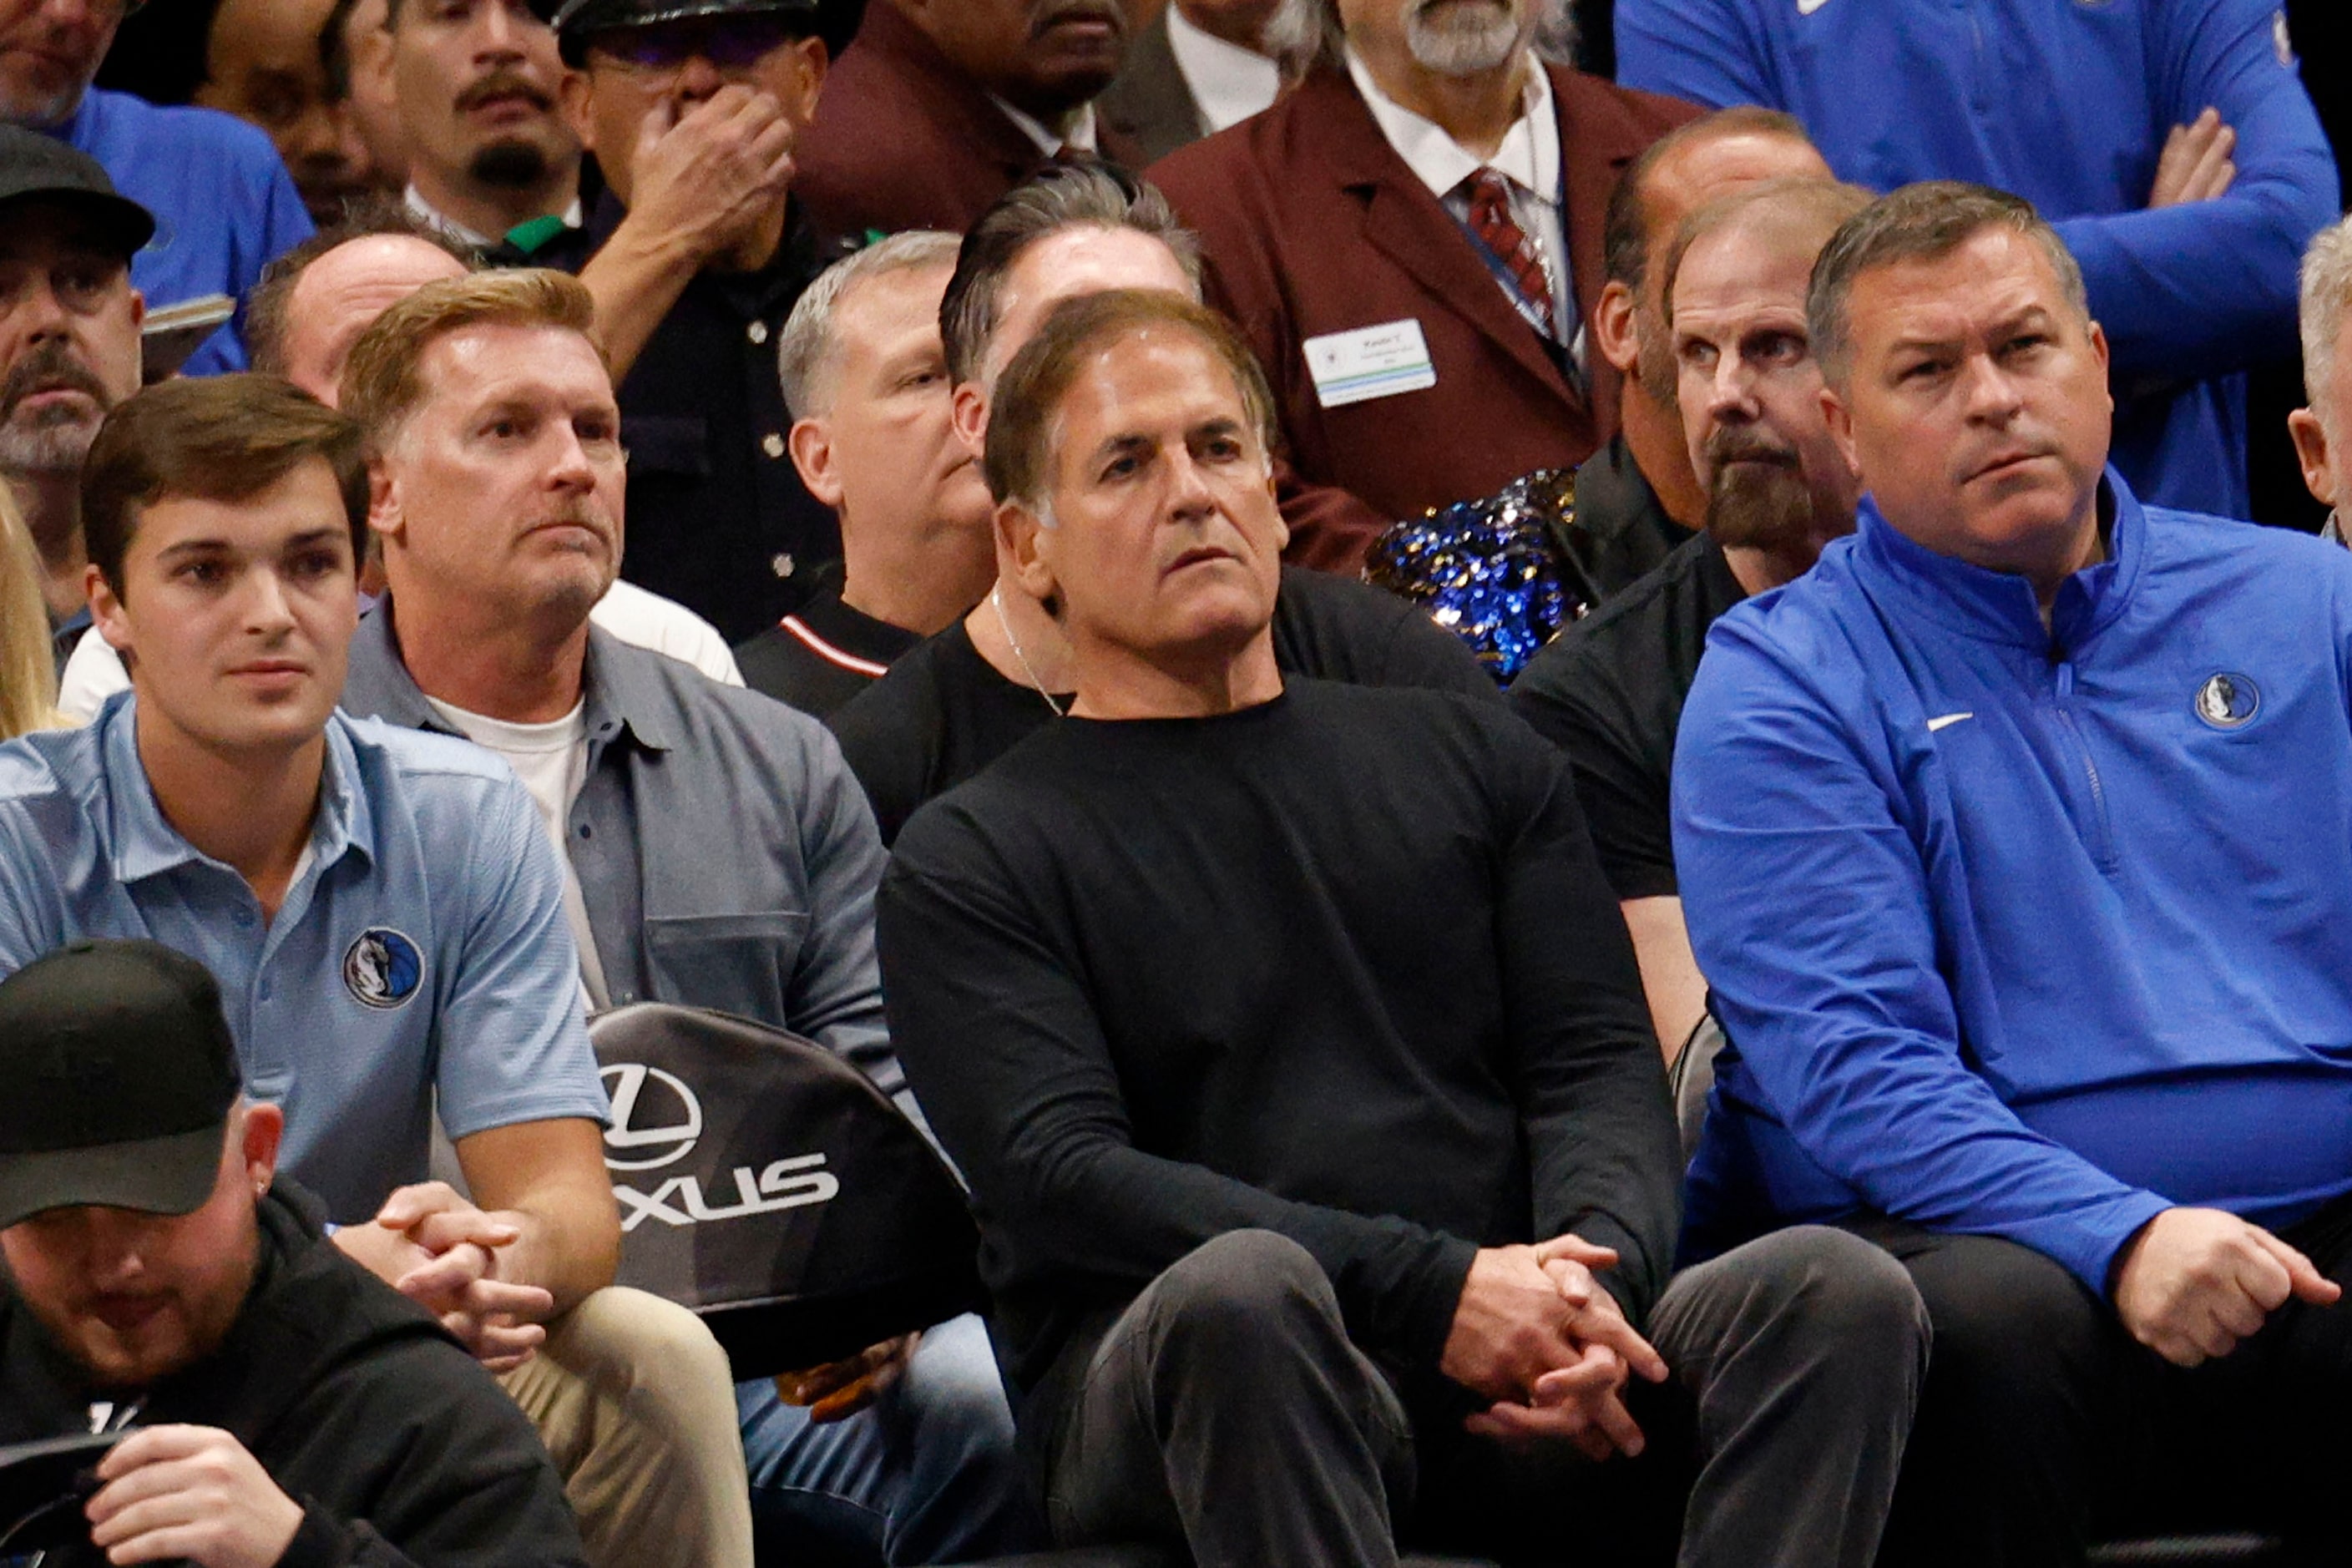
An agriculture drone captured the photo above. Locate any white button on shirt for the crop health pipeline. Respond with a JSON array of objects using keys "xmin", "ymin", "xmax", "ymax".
[{"xmin": 1345, "ymin": 48, "xmax": 1586, "ymax": 377}]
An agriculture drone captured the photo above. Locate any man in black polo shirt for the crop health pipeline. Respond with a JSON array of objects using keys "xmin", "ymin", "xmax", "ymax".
[
  {"xmin": 527, "ymin": 0, "xmax": 858, "ymax": 643},
  {"xmin": 829, "ymin": 160, "xmax": 1495, "ymax": 844},
  {"xmin": 736, "ymin": 230, "xmax": 996, "ymax": 717},
  {"xmin": 1511, "ymin": 178, "xmax": 1866, "ymax": 1057}
]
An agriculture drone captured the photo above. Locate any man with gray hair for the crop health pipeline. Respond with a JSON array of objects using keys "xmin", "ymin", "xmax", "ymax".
[
  {"xmin": 737, "ymin": 231, "xmax": 997, "ymax": 717},
  {"xmin": 2289, "ymin": 215, "xmax": 2352, "ymax": 544},
  {"xmin": 1146, "ymin": 0, "xmax": 1697, "ymax": 569},
  {"xmin": 828, "ymin": 159, "xmax": 1497, "ymax": 846},
  {"xmin": 1674, "ymin": 180, "xmax": 2352, "ymax": 1563}
]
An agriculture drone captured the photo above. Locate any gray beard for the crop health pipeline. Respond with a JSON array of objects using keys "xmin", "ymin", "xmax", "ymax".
[
  {"xmin": 1403, "ymin": 0, "xmax": 1525, "ymax": 75},
  {"xmin": 0, "ymin": 412, "xmax": 99, "ymax": 477}
]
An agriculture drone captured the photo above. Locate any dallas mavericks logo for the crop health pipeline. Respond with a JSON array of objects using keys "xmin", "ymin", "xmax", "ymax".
[
  {"xmin": 343, "ymin": 928, "xmax": 424, "ymax": 1009},
  {"xmin": 2194, "ymin": 673, "xmax": 2259, "ymax": 731}
]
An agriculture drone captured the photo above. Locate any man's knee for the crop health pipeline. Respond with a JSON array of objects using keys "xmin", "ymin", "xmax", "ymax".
[
  {"xmin": 1902, "ymin": 1232, "xmax": 2104, "ymax": 1378},
  {"xmin": 1746, "ymin": 1224, "xmax": 1930, "ymax": 1358},
  {"xmin": 544, "ymin": 1286, "xmax": 736, "ymax": 1401},
  {"xmin": 1142, "ymin": 1229, "xmax": 1345, "ymax": 1367}
]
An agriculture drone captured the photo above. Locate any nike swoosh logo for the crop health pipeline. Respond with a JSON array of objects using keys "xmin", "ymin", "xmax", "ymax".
[
  {"xmin": 1926, "ymin": 712, "xmax": 1975, "ymax": 732},
  {"xmin": 1797, "ymin": 0, "xmax": 1831, "ymax": 13}
]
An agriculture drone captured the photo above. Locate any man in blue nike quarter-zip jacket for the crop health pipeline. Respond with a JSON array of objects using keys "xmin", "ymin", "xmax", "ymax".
[{"xmin": 1673, "ymin": 181, "xmax": 2352, "ymax": 1565}]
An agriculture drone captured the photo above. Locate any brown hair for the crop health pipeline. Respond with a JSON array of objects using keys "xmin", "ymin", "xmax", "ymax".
[
  {"xmin": 0, "ymin": 483, "xmax": 59, "ymax": 738},
  {"xmin": 339, "ymin": 268, "xmax": 602, "ymax": 444},
  {"xmin": 82, "ymin": 376, "xmax": 368, "ymax": 596},
  {"xmin": 984, "ymin": 291, "xmax": 1278, "ymax": 513},
  {"xmin": 245, "ymin": 195, "xmax": 480, "ymax": 377},
  {"xmin": 1808, "ymin": 180, "xmax": 2090, "ymax": 387},
  {"xmin": 1660, "ymin": 177, "xmax": 1874, "ymax": 330}
]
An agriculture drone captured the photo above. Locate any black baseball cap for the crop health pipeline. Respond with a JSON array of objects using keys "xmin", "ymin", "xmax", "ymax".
[
  {"xmin": 549, "ymin": 0, "xmax": 862, "ymax": 60},
  {"xmin": 0, "ymin": 124, "xmax": 155, "ymax": 263},
  {"xmin": 0, "ymin": 940, "xmax": 242, "ymax": 1231}
]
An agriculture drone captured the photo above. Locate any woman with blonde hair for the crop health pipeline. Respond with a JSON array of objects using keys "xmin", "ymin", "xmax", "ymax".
[{"xmin": 0, "ymin": 483, "xmax": 63, "ymax": 738}]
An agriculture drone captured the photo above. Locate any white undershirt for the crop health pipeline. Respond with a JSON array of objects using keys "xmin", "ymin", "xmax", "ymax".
[
  {"xmin": 403, "ymin": 185, "xmax": 585, "ymax": 250},
  {"xmin": 1166, "ymin": 6, "xmax": 1281, "ymax": 133},
  {"xmin": 1344, "ymin": 47, "xmax": 1584, "ymax": 373},
  {"xmin": 992, "ymin": 96, "xmax": 1100, "ymax": 156},
  {"xmin": 425, "ymin": 695, "xmax": 610, "ymax": 1010}
]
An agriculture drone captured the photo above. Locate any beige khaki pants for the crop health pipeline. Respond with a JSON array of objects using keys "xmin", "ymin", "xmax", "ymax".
[{"xmin": 500, "ymin": 1287, "xmax": 753, "ymax": 1568}]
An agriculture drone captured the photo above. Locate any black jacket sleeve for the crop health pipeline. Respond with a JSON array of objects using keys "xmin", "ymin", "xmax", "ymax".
[{"xmin": 878, "ymin": 840, "xmax": 1479, "ymax": 1380}]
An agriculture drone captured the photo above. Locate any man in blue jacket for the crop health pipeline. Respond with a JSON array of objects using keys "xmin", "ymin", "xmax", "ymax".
[
  {"xmin": 1614, "ymin": 0, "xmax": 2337, "ymax": 522},
  {"xmin": 1674, "ymin": 180, "xmax": 2352, "ymax": 1565}
]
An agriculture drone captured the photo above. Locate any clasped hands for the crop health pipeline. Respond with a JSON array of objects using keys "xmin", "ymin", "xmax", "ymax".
[
  {"xmin": 332, "ymin": 1181, "xmax": 555, "ymax": 1372},
  {"xmin": 1439, "ymin": 1236, "xmax": 1669, "ymax": 1462}
]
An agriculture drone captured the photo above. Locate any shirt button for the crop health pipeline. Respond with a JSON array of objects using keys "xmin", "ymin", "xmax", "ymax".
[
  {"xmin": 746, "ymin": 321, "xmax": 770, "ymax": 346},
  {"xmin": 761, "ymin": 432, "xmax": 786, "ymax": 458},
  {"xmin": 771, "ymin": 553, "xmax": 796, "ymax": 579}
]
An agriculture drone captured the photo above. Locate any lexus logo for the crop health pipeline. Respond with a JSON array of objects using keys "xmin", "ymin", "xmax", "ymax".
[{"xmin": 600, "ymin": 1063, "xmax": 703, "ymax": 1171}]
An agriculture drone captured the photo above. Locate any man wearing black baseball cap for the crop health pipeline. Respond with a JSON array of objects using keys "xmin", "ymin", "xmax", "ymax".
[
  {"xmin": 0, "ymin": 124, "xmax": 149, "ymax": 676},
  {"xmin": 0, "ymin": 938, "xmax": 586, "ymax": 1568},
  {"xmin": 516, "ymin": 0, "xmax": 855, "ymax": 644}
]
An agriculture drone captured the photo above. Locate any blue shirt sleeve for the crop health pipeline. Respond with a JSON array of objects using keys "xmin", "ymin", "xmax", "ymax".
[
  {"xmin": 783, "ymin": 724, "xmax": 909, "ymax": 1124},
  {"xmin": 1614, "ymin": 0, "xmax": 1778, "ymax": 110},
  {"xmin": 182, "ymin": 126, "xmax": 316, "ymax": 377},
  {"xmin": 1671, "ymin": 626, "xmax": 2171, "ymax": 1293},
  {"xmin": 432, "ymin": 776, "xmax": 610, "ymax": 1141},
  {"xmin": 2053, "ymin": 0, "xmax": 2337, "ymax": 383}
]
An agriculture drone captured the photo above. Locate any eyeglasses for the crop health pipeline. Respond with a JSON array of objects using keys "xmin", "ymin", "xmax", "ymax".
[{"xmin": 586, "ymin": 13, "xmax": 806, "ymax": 70}]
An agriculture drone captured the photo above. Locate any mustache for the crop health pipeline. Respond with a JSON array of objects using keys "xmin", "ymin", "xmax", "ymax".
[
  {"xmin": 456, "ymin": 68, "xmax": 553, "ymax": 113},
  {"xmin": 1702, "ymin": 428, "xmax": 1800, "ymax": 470},
  {"xmin": 0, "ymin": 343, "xmax": 109, "ymax": 421}
]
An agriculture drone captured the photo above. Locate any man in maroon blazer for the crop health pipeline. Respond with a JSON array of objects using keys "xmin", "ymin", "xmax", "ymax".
[
  {"xmin": 794, "ymin": 0, "xmax": 1146, "ymax": 238},
  {"xmin": 1150, "ymin": 0, "xmax": 1697, "ymax": 572}
]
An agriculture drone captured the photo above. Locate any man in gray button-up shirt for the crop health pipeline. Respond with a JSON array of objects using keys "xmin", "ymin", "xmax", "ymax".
[{"xmin": 335, "ymin": 266, "xmax": 1034, "ymax": 1568}]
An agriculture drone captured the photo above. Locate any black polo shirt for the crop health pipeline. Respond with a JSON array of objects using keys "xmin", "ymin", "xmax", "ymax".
[
  {"xmin": 1506, "ymin": 532, "xmax": 1746, "ymax": 901},
  {"xmin": 736, "ymin": 566, "xmax": 926, "ymax": 720},
  {"xmin": 1566, "ymin": 431, "xmax": 1697, "ymax": 604},
  {"xmin": 522, "ymin": 192, "xmax": 851, "ymax": 644}
]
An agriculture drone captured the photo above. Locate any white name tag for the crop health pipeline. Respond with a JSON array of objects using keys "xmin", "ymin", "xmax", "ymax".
[{"xmin": 1303, "ymin": 319, "xmax": 1437, "ymax": 409}]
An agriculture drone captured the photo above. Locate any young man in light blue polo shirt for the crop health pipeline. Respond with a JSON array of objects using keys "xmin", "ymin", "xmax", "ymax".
[{"xmin": 0, "ymin": 373, "xmax": 756, "ymax": 1568}]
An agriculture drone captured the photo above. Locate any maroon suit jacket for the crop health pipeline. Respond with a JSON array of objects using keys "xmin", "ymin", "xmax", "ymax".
[
  {"xmin": 1150, "ymin": 64, "xmax": 1698, "ymax": 573},
  {"xmin": 796, "ymin": 0, "xmax": 1146, "ymax": 239}
]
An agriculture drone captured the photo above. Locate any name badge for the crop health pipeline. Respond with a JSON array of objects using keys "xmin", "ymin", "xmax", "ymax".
[{"xmin": 1304, "ymin": 319, "xmax": 1437, "ymax": 409}]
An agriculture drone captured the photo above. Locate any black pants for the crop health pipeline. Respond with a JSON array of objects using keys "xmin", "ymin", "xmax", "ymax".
[
  {"xmin": 1850, "ymin": 1191, "xmax": 2352, "ymax": 1568},
  {"xmin": 1039, "ymin": 1226, "xmax": 1927, "ymax": 1568}
]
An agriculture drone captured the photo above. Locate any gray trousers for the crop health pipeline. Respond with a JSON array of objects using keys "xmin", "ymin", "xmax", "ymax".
[{"xmin": 1042, "ymin": 1226, "xmax": 1928, "ymax": 1568}]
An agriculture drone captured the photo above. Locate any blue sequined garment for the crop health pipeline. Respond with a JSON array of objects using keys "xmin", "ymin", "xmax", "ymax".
[{"xmin": 1363, "ymin": 469, "xmax": 1588, "ymax": 685}]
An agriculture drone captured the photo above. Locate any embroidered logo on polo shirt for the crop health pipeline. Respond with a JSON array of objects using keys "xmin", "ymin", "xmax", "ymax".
[
  {"xmin": 343, "ymin": 928, "xmax": 424, "ymax": 1009},
  {"xmin": 2194, "ymin": 673, "xmax": 2260, "ymax": 730}
]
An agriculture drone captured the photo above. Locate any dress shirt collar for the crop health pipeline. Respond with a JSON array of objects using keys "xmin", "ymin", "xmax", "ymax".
[
  {"xmin": 403, "ymin": 184, "xmax": 583, "ymax": 250},
  {"xmin": 1166, "ymin": 7, "xmax": 1282, "ymax": 133},
  {"xmin": 96, "ymin": 690, "xmax": 372, "ymax": 886},
  {"xmin": 990, "ymin": 96, "xmax": 1100, "ymax": 156},
  {"xmin": 1343, "ymin": 46, "xmax": 1556, "ymax": 206}
]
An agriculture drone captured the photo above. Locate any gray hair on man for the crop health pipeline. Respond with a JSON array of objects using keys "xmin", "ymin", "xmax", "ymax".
[
  {"xmin": 1262, "ymin": 0, "xmax": 1578, "ymax": 77},
  {"xmin": 776, "ymin": 230, "xmax": 964, "ymax": 419},
  {"xmin": 2299, "ymin": 216, "xmax": 2352, "ymax": 417},
  {"xmin": 1806, "ymin": 180, "xmax": 2090, "ymax": 389}
]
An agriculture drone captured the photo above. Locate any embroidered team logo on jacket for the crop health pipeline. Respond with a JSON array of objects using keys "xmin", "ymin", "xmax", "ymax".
[
  {"xmin": 2194, "ymin": 673, "xmax": 2260, "ymax": 730},
  {"xmin": 344, "ymin": 928, "xmax": 424, "ymax": 1009}
]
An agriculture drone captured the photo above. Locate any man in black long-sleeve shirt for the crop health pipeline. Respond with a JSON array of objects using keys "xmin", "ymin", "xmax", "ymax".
[{"xmin": 878, "ymin": 288, "xmax": 1928, "ymax": 1566}]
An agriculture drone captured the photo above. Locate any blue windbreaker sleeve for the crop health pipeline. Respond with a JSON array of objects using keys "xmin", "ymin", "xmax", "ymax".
[
  {"xmin": 1613, "ymin": 0, "xmax": 1776, "ymax": 111},
  {"xmin": 2051, "ymin": 0, "xmax": 2336, "ymax": 384},
  {"xmin": 1671, "ymin": 626, "xmax": 2171, "ymax": 1293}
]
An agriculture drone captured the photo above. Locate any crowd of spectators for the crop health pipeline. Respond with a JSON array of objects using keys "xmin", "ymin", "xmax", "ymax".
[{"xmin": 2, "ymin": 0, "xmax": 2349, "ymax": 1565}]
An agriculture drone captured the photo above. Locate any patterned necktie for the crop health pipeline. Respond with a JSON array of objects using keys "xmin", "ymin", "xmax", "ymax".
[{"xmin": 1463, "ymin": 167, "xmax": 1557, "ymax": 340}]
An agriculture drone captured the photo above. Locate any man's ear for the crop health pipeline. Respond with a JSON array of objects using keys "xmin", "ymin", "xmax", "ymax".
[
  {"xmin": 240, "ymin": 1100, "xmax": 285, "ymax": 1193},
  {"xmin": 999, "ymin": 498, "xmax": 1056, "ymax": 605},
  {"xmin": 559, "ymin": 70, "xmax": 594, "ymax": 151},
  {"xmin": 1592, "ymin": 279, "xmax": 1641, "ymax": 375},
  {"xmin": 787, "ymin": 417, "xmax": 843, "ymax": 508},
  {"xmin": 89, "ymin": 561, "xmax": 130, "ymax": 656},
  {"xmin": 950, "ymin": 382, "xmax": 988, "ymax": 463},
  {"xmin": 788, "ymin": 33, "xmax": 827, "ymax": 124},
  {"xmin": 367, "ymin": 454, "xmax": 405, "ymax": 551},
  {"xmin": 2086, "ymin": 317, "xmax": 2113, "ymax": 411},
  {"xmin": 1821, "ymin": 382, "xmax": 1859, "ymax": 477},
  {"xmin": 2289, "ymin": 407, "xmax": 2337, "ymax": 509},
  {"xmin": 128, "ymin": 288, "xmax": 145, "ymax": 333}
]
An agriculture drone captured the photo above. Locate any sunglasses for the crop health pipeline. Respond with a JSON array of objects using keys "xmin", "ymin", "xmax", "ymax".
[{"xmin": 586, "ymin": 13, "xmax": 807, "ymax": 69}]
